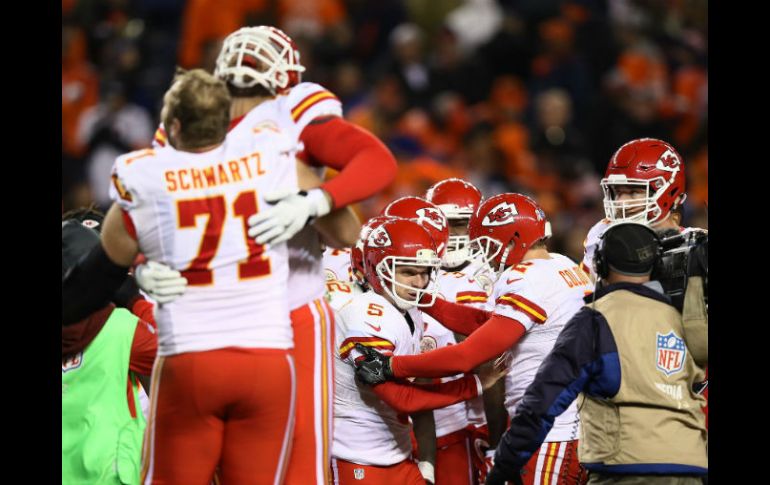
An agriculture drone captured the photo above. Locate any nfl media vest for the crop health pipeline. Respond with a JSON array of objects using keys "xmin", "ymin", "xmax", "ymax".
[
  {"xmin": 579, "ymin": 288, "xmax": 707, "ymax": 472},
  {"xmin": 62, "ymin": 308, "xmax": 146, "ymax": 485}
]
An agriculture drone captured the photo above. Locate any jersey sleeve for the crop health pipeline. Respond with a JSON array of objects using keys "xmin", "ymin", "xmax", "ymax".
[
  {"xmin": 109, "ymin": 148, "xmax": 158, "ymax": 212},
  {"xmin": 338, "ymin": 302, "xmax": 399, "ymax": 365},
  {"xmin": 493, "ymin": 275, "xmax": 549, "ymax": 332},
  {"xmin": 151, "ymin": 123, "xmax": 168, "ymax": 148},
  {"xmin": 286, "ymin": 82, "xmax": 343, "ymax": 134}
]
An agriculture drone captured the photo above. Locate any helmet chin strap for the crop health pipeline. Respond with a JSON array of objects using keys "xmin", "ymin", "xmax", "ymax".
[{"xmin": 495, "ymin": 245, "xmax": 513, "ymax": 278}]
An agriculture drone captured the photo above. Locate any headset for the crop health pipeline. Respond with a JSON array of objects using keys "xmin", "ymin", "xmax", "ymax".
[{"xmin": 593, "ymin": 222, "xmax": 663, "ymax": 280}]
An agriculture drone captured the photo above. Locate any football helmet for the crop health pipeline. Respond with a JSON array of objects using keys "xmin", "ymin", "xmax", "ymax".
[
  {"xmin": 381, "ymin": 196, "xmax": 449, "ymax": 260},
  {"xmin": 214, "ymin": 26, "xmax": 304, "ymax": 95},
  {"xmin": 601, "ymin": 138, "xmax": 687, "ymax": 225},
  {"xmin": 425, "ymin": 178, "xmax": 483, "ymax": 268},
  {"xmin": 468, "ymin": 193, "xmax": 551, "ymax": 278},
  {"xmin": 350, "ymin": 215, "xmax": 400, "ymax": 288},
  {"xmin": 364, "ymin": 219, "xmax": 441, "ymax": 310}
]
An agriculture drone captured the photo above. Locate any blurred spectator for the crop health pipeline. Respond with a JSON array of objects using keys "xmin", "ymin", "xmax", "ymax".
[
  {"xmin": 62, "ymin": 0, "xmax": 707, "ymax": 260},
  {"xmin": 77, "ymin": 81, "xmax": 153, "ymax": 209}
]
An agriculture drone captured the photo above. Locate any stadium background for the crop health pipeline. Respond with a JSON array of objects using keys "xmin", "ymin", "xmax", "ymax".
[{"xmin": 61, "ymin": 0, "xmax": 708, "ymax": 263}]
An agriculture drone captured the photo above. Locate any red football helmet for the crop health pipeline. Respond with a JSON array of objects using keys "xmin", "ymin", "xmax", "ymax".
[
  {"xmin": 425, "ymin": 178, "xmax": 483, "ymax": 268},
  {"xmin": 382, "ymin": 196, "xmax": 449, "ymax": 260},
  {"xmin": 350, "ymin": 215, "xmax": 400, "ymax": 288},
  {"xmin": 214, "ymin": 26, "xmax": 304, "ymax": 95},
  {"xmin": 364, "ymin": 219, "xmax": 442, "ymax": 310},
  {"xmin": 601, "ymin": 138, "xmax": 687, "ymax": 225},
  {"xmin": 468, "ymin": 193, "xmax": 551, "ymax": 277}
]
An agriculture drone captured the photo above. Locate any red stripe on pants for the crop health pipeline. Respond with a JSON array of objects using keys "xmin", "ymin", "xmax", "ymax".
[{"xmin": 284, "ymin": 299, "xmax": 336, "ymax": 485}]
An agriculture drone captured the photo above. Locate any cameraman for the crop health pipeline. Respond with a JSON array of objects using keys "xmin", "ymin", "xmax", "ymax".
[{"xmin": 486, "ymin": 223, "xmax": 707, "ymax": 485}]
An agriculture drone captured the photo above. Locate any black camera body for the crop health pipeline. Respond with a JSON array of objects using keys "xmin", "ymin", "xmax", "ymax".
[{"xmin": 652, "ymin": 229, "xmax": 708, "ymax": 311}]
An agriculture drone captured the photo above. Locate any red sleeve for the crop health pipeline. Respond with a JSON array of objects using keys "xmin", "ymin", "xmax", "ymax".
[
  {"xmin": 391, "ymin": 314, "xmax": 526, "ymax": 378},
  {"xmin": 129, "ymin": 319, "xmax": 157, "ymax": 376},
  {"xmin": 300, "ymin": 117, "xmax": 397, "ymax": 209},
  {"xmin": 421, "ymin": 297, "xmax": 491, "ymax": 336},
  {"xmin": 131, "ymin": 299, "xmax": 156, "ymax": 328},
  {"xmin": 371, "ymin": 374, "xmax": 481, "ymax": 414}
]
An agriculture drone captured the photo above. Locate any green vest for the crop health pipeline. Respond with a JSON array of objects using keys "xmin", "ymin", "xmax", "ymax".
[{"xmin": 62, "ymin": 308, "xmax": 147, "ymax": 485}]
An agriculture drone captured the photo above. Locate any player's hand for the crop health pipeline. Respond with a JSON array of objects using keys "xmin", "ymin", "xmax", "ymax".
[
  {"xmin": 478, "ymin": 352, "xmax": 511, "ymax": 391},
  {"xmin": 135, "ymin": 261, "xmax": 188, "ymax": 304},
  {"xmin": 247, "ymin": 189, "xmax": 332, "ymax": 245},
  {"xmin": 417, "ymin": 461, "xmax": 434, "ymax": 485},
  {"xmin": 353, "ymin": 343, "xmax": 393, "ymax": 385}
]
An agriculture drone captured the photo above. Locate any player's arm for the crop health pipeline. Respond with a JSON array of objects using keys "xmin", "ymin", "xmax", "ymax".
[
  {"xmin": 389, "ymin": 314, "xmax": 526, "ymax": 378},
  {"xmin": 421, "ymin": 297, "xmax": 491, "ymax": 336},
  {"xmin": 369, "ymin": 374, "xmax": 483, "ymax": 414},
  {"xmin": 62, "ymin": 204, "xmax": 139, "ymax": 324},
  {"xmin": 411, "ymin": 409, "xmax": 437, "ymax": 484},
  {"xmin": 297, "ymin": 160, "xmax": 361, "ymax": 248},
  {"xmin": 300, "ymin": 116, "xmax": 398, "ymax": 209}
]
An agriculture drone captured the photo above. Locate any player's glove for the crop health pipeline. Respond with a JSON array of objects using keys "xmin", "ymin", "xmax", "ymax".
[
  {"xmin": 354, "ymin": 343, "xmax": 394, "ymax": 385},
  {"xmin": 247, "ymin": 188, "xmax": 332, "ymax": 245},
  {"xmin": 417, "ymin": 461, "xmax": 435, "ymax": 485},
  {"xmin": 135, "ymin": 261, "xmax": 188, "ymax": 304}
]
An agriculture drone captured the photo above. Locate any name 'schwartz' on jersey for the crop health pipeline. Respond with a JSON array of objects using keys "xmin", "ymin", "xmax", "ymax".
[{"xmin": 164, "ymin": 151, "xmax": 268, "ymax": 192}]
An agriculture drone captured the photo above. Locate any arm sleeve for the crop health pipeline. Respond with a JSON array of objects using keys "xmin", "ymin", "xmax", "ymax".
[
  {"xmin": 391, "ymin": 314, "xmax": 527, "ymax": 378},
  {"xmin": 300, "ymin": 117, "xmax": 397, "ymax": 209},
  {"xmin": 131, "ymin": 299, "xmax": 156, "ymax": 328},
  {"xmin": 129, "ymin": 319, "xmax": 158, "ymax": 376},
  {"xmin": 370, "ymin": 374, "xmax": 482, "ymax": 414},
  {"xmin": 421, "ymin": 297, "xmax": 491, "ymax": 336},
  {"xmin": 494, "ymin": 307, "xmax": 620, "ymax": 475}
]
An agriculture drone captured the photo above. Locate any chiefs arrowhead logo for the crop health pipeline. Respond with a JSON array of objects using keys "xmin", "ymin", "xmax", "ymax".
[
  {"xmin": 415, "ymin": 207, "xmax": 446, "ymax": 232},
  {"xmin": 655, "ymin": 149, "xmax": 682, "ymax": 183},
  {"xmin": 483, "ymin": 202, "xmax": 518, "ymax": 227},
  {"xmin": 367, "ymin": 226, "xmax": 392, "ymax": 247}
]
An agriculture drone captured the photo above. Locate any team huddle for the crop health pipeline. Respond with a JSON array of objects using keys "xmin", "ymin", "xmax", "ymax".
[{"xmin": 62, "ymin": 23, "xmax": 706, "ymax": 485}]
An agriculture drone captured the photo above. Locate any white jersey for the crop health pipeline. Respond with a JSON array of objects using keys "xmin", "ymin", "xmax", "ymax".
[
  {"xmin": 274, "ymin": 82, "xmax": 344, "ymax": 309},
  {"xmin": 491, "ymin": 253, "xmax": 594, "ymax": 442},
  {"xmin": 323, "ymin": 247, "xmax": 353, "ymax": 282},
  {"xmin": 152, "ymin": 82, "xmax": 343, "ymax": 311},
  {"xmin": 420, "ymin": 314, "xmax": 470, "ymax": 437},
  {"xmin": 110, "ymin": 116, "xmax": 297, "ymax": 357},
  {"xmin": 324, "ymin": 279, "xmax": 363, "ymax": 312},
  {"xmin": 433, "ymin": 262, "xmax": 492, "ymax": 429},
  {"xmin": 333, "ymin": 291, "xmax": 424, "ymax": 466}
]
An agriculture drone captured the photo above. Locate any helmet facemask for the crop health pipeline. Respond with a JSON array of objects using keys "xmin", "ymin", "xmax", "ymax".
[
  {"xmin": 442, "ymin": 212, "xmax": 473, "ymax": 269},
  {"xmin": 215, "ymin": 27, "xmax": 305, "ymax": 95},
  {"xmin": 375, "ymin": 250, "xmax": 441, "ymax": 310}
]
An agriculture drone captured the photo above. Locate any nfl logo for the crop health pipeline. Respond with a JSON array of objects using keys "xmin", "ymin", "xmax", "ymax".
[
  {"xmin": 655, "ymin": 331, "xmax": 686, "ymax": 376},
  {"xmin": 353, "ymin": 468, "xmax": 365, "ymax": 480}
]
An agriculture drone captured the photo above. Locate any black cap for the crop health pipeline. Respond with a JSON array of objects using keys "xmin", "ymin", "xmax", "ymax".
[
  {"xmin": 62, "ymin": 220, "xmax": 100, "ymax": 281},
  {"xmin": 602, "ymin": 222, "xmax": 660, "ymax": 276}
]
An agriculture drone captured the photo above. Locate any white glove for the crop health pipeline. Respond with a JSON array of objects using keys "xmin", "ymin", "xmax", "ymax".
[
  {"xmin": 417, "ymin": 461, "xmax": 435, "ymax": 484},
  {"xmin": 135, "ymin": 261, "xmax": 188, "ymax": 304},
  {"xmin": 247, "ymin": 188, "xmax": 332, "ymax": 245}
]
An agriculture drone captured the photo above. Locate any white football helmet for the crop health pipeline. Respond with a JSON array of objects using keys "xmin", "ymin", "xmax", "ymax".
[{"xmin": 214, "ymin": 26, "xmax": 305, "ymax": 95}]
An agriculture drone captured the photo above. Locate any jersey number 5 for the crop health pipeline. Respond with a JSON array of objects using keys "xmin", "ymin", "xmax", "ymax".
[{"xmin": 177, "ymin": 190, "xmax": 270, "ymax": 285}]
